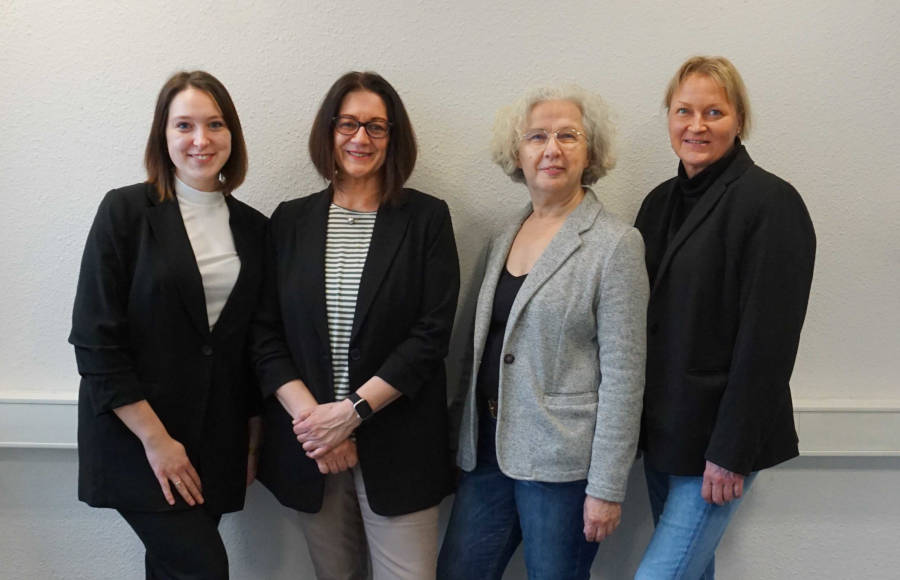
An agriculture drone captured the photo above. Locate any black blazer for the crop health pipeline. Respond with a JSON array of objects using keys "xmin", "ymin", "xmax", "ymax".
[
  {"xmin": 70, "ymin": 182, "xmax": 267, "ymax": 513},
  {"xmin": 251, "ymin": 187, "xmax": 460, "ymax": 516},
  {"xmin": 635, "ymin": 147, "xmax": 816, "ymax": 476}
]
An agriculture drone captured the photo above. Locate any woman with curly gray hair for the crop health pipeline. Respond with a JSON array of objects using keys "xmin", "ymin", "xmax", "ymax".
[{"xmin": 438, "ymin": 85, "xmax": 648, "ymax": 579}]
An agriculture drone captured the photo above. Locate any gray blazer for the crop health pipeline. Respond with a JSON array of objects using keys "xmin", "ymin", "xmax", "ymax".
[{"xmin": 456, "ymin": 189, "xmax": 648, "ymax": 502}]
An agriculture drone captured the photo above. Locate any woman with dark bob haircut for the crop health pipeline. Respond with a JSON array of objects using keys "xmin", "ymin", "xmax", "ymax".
[
  {"xmin": 251, "ymin": 71, "xmax": 460, "ymax": 579},
  {"xmin": 70, "ymin": 70, "xmax": 267, "ymax": 578},
  {"xmin": 634, "ymin": 56, "xmax": 815, "ymax": 579}
]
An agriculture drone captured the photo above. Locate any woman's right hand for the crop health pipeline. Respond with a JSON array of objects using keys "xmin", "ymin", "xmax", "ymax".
[
  {"xmin": 314, "ymin": 439, "xmax": 359, "ymax": 474},
  {"xmin": 112, "ymin": 400, "xmax": 205, "ymax": 506},
  {"xmin": 142, "ymin": 432, "xmax": 204, "ymax": 506}
]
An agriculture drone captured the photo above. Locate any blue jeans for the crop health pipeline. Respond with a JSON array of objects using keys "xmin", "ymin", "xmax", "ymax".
[
  {"xmin": 437, "ymin": 412, "xmax": 598, "ymax": 580},
  {"xmin": 635, "ymin": 464, "xmax": 757, "ymax": 580}
]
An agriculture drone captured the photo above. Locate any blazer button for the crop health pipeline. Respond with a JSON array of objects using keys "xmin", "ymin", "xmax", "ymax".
[
  {"xmin": 201, "ymin": 345, "xmax": 214, "ymax": 356},
  {"xmin": 503, "ymin": 353, "xmax": 515, "ymax": 364},
  {"xmin": 350, "ymin": 348, "xmax": 361, "ymax": 361}
]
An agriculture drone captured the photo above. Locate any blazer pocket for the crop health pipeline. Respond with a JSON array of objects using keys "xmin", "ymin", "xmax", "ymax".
[
  {"xmin": 684, "ymin": 369, "xmax": 729, "ymax": 390},
  {"xmin": 543, "ymin": 391, "xmax": 599, "ymax": 407}
]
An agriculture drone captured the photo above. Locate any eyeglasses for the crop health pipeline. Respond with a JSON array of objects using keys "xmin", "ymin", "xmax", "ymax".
[
  {"xmin": 333, "ymin": 115, "xmax": 391, "ymax": 139},
  {"xmin": 520, "ymin": 128, "xmax": 587, "ymax": 148}
]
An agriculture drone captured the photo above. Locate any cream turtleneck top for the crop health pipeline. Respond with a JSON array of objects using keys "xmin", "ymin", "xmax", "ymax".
[{"xmin": 174, "ymin": 177, "xmax": 240, "ymax": 330}]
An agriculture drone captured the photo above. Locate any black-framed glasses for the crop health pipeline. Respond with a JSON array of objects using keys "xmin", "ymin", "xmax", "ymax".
[
  {"xmin": 332, "ymin": 115, "xmax": 391, "ymax": 139},
  {"xmin": 520, "ymin": 127, "xmax": 587, "ymax": 148}
]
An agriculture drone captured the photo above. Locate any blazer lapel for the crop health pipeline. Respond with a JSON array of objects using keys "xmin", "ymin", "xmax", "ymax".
[
  {"xmin": 294, "ymin": 190, "xmax": 332, "ymax": 349},
  {"xmin": 505, "ymin": 189, "xmax": 601, "ymax": 332},
  {"xmin": 651, "ymin": 148, "xmax": 755, "ymax": 295},
  {"xmin": 471, "ymin": 215, "xmax": 526, "ymax": 362},
  {"xmin": 146, "ymin": 196, "xmax": 210, "ymax": 338},
  {"xmin": 351, "ymin": 198, "xmax": 411, "ymax": 339},
  {"xmin": 211, "ymin": 196, "xmax": 262, "ymax": 340}
]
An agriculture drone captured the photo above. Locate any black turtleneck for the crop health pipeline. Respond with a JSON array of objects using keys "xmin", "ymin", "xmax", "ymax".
[{"xmin": 667, "ymin": 139, "xmax": 743, "ymax": 242}]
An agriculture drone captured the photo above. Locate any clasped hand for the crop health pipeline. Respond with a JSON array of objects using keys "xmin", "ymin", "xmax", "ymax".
[{"xmin": 293, "ymin": 400, "xmax": 361, "ymax": 459}]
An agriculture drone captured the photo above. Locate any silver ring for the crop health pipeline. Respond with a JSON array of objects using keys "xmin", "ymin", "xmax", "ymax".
[{"xmin": 173, "ymin": 480, "xmax": 183, "ymax": 487}]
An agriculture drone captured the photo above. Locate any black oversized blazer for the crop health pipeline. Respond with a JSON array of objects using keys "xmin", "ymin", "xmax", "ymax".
[
  {"xmin": 634, "ymin": 147, "xmax": 816, "ymax": 476},
  {"xmin": 70, "ymin": 182, "xmax": 267, "ymax": 513},
  {"xmin": 251, "ymin": 187, "xmax": 460, "ymax": 516}
]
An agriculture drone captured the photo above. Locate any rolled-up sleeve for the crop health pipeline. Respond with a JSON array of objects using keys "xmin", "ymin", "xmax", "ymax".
[
  {"xmin": 249, "ymin": 204, "xmax": 303, "ymax": 399},
  {"xmin": 375, "ymin": 201, "xmax": 460, "ymax": 400},
  {"xmin": 69, "ymin": 191, "xmax": 145, "ymax": 415}
]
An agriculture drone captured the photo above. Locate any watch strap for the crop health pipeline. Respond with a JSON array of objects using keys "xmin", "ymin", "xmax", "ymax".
[{"xmin": 347, "ymin": 392, "xmax": 373, "ymax": 421}]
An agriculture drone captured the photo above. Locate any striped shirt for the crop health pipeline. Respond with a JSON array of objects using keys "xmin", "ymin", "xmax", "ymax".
[{"xmin": 325, "ymin": 203, "xmax": 377, "ymax": 400}]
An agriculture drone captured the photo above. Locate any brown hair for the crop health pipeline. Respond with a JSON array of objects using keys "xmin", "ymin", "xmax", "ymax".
[
  {"xmin": 308, "ymin": 71, "xmax": 417, "ymax": 206},
  {"xmin": 144, "ymin": 71, "xmax": 248, "ymax": 201}
]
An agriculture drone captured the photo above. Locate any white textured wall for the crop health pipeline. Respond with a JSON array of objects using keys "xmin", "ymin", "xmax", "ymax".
[
  {"xmin": 2, "ymin": 0, "xmax": 899, "ymax": 578},
  {"xmin": 1, "ymin": 0, "xmax": 898, "ymax": 402}
]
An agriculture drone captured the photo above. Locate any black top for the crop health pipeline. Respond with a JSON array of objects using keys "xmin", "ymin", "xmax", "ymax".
[
  {"xmin": 667, "ymin": 140, "xmax": 742, "ymax": 243},
  {"xmin": 476, "ymin": 267, "xmax": 527, "ymax": 404}
]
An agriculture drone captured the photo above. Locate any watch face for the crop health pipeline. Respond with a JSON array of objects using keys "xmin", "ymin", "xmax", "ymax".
[{"xmin": 352, "ymin": 396, "xmax": 373, "ymax": 420}]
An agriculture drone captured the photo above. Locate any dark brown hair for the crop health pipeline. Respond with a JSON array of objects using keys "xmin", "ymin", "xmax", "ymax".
[
  {"xmin": 308, "ymin": 71, "xmax": 417, "ymax": 206},
  {"xmin": 144, "ymin": 71, "xmax": 248, "ymax": 201}
]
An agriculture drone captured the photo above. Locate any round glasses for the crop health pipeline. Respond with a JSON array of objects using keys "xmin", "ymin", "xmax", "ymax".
[
  {"xmin": 333, "ymin": 115, "xmax": 391, "ymax": 139},
  {"xmin": 520, "ymin": 128, "xmax": 586, "ymax": 148}
]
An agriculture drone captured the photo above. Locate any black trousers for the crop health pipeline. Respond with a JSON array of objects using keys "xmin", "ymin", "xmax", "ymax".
[{"xmin": 118, "ymin": 507, "xmax": 227, "ymax": 580}]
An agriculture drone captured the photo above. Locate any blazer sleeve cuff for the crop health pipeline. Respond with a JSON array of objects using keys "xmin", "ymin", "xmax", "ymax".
[
  {"xmin": 83, "ymin": 373, "xmax": 146, "ymax": 416},
  {"xmin": 257, "ymin": 358, "xmax": 302, "ymax": 400},
  {"xmin": 375, "ymin": 355, "xmax": 424, "ymax": 400},
  {"xmin": 585, "ymin": 480, "xmax": 626, "ymax": 504}
]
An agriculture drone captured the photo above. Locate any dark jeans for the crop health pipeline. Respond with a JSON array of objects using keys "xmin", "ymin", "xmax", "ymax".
[
  {"xmin": 118, "ymin": 507, "xmax": 226, "ymax": 580},
  {"xmin": 437, "ymin": 411, "xmax": 598, "ymax": 580}
]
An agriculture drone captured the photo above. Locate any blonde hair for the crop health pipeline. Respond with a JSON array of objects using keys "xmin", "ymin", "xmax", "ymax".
[
  {"xmin": 664, "ymin": 56, "xmax": 752, "ymax": 139},
  {"xmin": 491, "ymin": 85, "xmax": 616, "ymax": 185}
]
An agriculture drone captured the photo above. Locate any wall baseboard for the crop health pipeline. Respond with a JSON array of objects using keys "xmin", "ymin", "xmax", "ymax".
[
  {"xmin": 2, "ymin": 394, "xmax": 898, "ymax": 455},
  {"xmin": 793, "ymin": 398, "xmax": 900, "ymax": 456},
  {"xmin": 0, "ymin": 392, "xmax": 78, "ymax": 449}
]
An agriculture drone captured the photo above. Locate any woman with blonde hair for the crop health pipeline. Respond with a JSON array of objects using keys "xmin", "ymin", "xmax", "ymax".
[{"xmin": 634, "ymin": 56, "xmax": 816, "ymax": 579}]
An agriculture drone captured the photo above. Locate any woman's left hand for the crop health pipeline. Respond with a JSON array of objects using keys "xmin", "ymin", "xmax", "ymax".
[
  {"xmin": 702, "ymin": 460, "xmax": 745, "ymax": 505},
  {"xmin": 583, "ymin": 496, "xmax": 621, "ymax": 542},
  {"xmin": 293, "ymin": 400, "xmax": 361, "ymax": 458}
]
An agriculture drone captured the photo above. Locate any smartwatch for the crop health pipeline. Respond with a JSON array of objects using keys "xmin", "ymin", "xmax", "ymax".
[{"xmin": 347, "ymin": 392, "xmax": 373, "ymax": 421}]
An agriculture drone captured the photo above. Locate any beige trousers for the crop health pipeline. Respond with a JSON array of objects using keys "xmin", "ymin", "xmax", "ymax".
[{"xmin": 298, "ymin": 467, "xmax": 440, "ymax": 580}]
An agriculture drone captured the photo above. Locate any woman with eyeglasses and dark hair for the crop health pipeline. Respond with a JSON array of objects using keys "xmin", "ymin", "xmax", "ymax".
[
  {"xmin": 437, "ymin": 85, "xmax": 648, "ymax": 580},
  {"xmin": 633, "ymin": 56, "xmax": 815, "ymax": 579},
  {"xmin": 251, "ymin": 71, "xmax": 460, "ymax": 580},
  {"xmin": 70, "ymin": 70, "xmax": 266, "ymax": 579}
]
